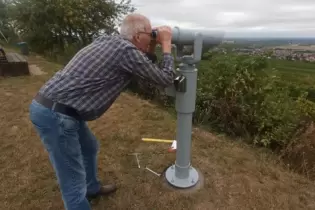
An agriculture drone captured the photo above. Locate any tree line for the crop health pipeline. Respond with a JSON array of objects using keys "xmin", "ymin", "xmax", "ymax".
[{"xmin": 0, "ymin": 0, "xmax": 135, "ymax": 61}]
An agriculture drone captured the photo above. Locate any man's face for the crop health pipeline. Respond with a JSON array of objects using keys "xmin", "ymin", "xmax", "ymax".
[{"xmin": 134, "ymin": 22, "xmax": 152, "ymax": 53}]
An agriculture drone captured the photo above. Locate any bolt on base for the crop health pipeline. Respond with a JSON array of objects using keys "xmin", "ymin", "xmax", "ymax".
[{"xmin": 165, "ymin": 164, "xmax": 199, "ymax": 188}]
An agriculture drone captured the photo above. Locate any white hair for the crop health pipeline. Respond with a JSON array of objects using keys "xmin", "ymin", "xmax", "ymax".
[{"xmin": 119, "ymin": 14, "xmax": 149, "ymax": 40}]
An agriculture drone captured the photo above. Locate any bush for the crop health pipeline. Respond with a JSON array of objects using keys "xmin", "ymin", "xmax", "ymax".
[
  {"xmin": 196, "ymin": 53, "xmax": 315, "ymax": 148},
  {"xmin": 129, "ymin": 52, "xmax": 315, "ymax": 149}
]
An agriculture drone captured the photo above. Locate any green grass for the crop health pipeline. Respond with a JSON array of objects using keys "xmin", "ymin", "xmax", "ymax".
[
  {"xmin": 266, "ymin": 59, "xmax": 315, "ymax": 87},
  {"xmin": 199, "ymin": 57, "xmax": 315, "ymax": 86},
  {"xmin": 268, "ymin": 59, "xmax": 315, "ymax": 72}
]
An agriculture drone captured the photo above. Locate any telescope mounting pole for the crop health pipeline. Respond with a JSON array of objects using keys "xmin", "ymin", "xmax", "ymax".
[{"xmin": 165, "ymin": 33, "xmax": 203, "ymax": 189}]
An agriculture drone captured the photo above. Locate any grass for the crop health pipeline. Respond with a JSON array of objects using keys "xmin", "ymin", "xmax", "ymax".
[
  {"xmin": 2, "ymin": 51, "xmax": 315, "ymax": 209},
  {"xmin": 265, "ymin": 59, "xmax": 315, "ymax": 87}
]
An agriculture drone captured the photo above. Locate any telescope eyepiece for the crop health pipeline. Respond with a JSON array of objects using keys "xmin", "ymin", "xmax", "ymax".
[{"xmin": 151, "ymin": 29, "xmax": 158, "ymax": 39}]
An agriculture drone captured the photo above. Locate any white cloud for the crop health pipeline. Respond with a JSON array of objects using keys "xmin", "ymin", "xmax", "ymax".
[{"xmin": 128, "ymin": 0, "xmax": 315, "ymax": 37}]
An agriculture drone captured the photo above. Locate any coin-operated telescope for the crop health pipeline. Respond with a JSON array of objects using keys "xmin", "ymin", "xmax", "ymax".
[{"xmin": 153, "ymin": 27, "xmax": 225, "ymax": 189}]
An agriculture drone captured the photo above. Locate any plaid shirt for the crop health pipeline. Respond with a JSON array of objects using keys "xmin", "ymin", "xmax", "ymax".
[{"xmin": 38, "ymin": 35, "xmax": 175, "ymax": 121}]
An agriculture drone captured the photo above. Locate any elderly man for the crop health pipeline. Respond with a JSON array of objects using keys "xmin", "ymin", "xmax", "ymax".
[{"xmin": 29, "ymin": 13, "xmax": 174, "ymax": 210}]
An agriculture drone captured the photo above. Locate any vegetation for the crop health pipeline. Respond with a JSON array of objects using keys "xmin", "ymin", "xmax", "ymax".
[
  {"xmin": 0, "ymin": 0, "xmax": 134, "ymax": 62},
  {"xmin": 132, "ymin": 53, "xmax": 315, "ymax": 149},
  {"xmin": 267, "ymin": 59, "xmax": 315, "ymax": 87},
  {"xmin": 0, "ymin": 0, "xmax": 17, "ymax": 42}
]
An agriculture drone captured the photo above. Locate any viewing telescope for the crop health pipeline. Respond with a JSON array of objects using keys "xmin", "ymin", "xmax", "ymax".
[
  {"xmin": 151, "ymin": 26, "xmax": 225, "ymax": 190},
  {"xmin": 152, "ymin": 26, "xmax": 224, "ymax": 47},
  {"xmin": 152, "ymin": 26, "xmax": 224, "ymax": 62}
]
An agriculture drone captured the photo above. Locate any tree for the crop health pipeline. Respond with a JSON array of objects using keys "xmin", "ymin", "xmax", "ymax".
[
  {"xmin": 10, "ymin": 0, "xmax": 135, "ymax": 53},
  {"xmin": 0, "ymin": 0, "xmax": 19, "ymax": 43},
  {"xmin": 0, "ymin": 0, "xmax": 9, "ymax": 41}
]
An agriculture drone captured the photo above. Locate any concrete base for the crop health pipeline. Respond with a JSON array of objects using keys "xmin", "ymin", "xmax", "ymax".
[
  {"xmin": 162, "ymin": 166, "xmax": 204, "ymax": 193},
  {"xmin": 165, "ymin": 165, "xmax": 204, "ymax": 189},
  {"xmin": 165, "ymin": 164, "xmax": 199, "ymax": 188}
]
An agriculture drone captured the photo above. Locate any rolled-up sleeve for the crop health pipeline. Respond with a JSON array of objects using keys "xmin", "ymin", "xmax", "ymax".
[{"xmin": 119, "ymin": 47, "xmax": 175, "ymax": 87}]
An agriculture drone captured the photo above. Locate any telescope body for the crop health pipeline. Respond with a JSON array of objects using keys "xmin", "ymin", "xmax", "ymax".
[
  {"xmin": 152, "ymin": 26, "xmax": 224, "ymax": 47},
  {"xmin": 171, "ymin": 26, "xmax": 224, "ymax": 46},
  {"xmin": 149, "ymin": 25, "xmax": 226, "ymax": 189}
]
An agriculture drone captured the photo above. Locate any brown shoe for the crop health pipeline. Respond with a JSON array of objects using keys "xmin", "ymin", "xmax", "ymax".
[{"xmin": 87, "ymin": 184, "xmax": 117, "ymax": 201}]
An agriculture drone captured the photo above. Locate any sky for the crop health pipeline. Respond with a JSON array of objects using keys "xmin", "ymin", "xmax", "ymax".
[{"xmin": 127, "ymin": 0, "xmax": 315, "ymax": 38}]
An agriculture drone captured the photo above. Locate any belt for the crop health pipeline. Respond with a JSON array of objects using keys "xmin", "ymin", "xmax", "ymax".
[{"xmin": 34, "ymin": 94, "xmax": 81, "ymax": 120}]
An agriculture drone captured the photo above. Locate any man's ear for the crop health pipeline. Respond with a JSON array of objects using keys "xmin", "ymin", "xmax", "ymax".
[{"xmin": 134, "ymin": 33, "xmax": 141, "ymax": 43}]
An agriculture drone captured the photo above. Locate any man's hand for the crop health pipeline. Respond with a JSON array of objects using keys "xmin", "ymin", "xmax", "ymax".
[{"xmin": 155, "ymin": 26, "xmax": 172, "ymax": 54}]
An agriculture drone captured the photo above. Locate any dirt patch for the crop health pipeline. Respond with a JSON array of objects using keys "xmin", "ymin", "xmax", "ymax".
[{"xmin": 29, "ymin": 64, "xmax": 46, "ymax": 75}]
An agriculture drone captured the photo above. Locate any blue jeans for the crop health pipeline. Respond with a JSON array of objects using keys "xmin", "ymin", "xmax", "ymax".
[{"xmin": 29, "ymin": 100, "xmax": 101, "ymax": 210}]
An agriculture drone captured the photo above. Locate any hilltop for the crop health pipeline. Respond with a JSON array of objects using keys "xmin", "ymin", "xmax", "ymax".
[{"xmin": 1, "ymin": 51, "xmax": 315, "ymax": 210}]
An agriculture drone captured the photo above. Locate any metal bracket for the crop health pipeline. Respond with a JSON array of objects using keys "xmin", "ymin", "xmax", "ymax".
[
  {"xmin": 172, "ymin": 33, "xmax": 204, "ymax": 65},
  {"xmin": 193, "ymin": 33, "xmax": 203, "ymax": 63},
  {"xmin": 173, "ymin": 44, "xmax": 186, "ymax": 62},
  {"xmin": 174, "ymin": 75, "xmax": 186, "ymax": 92}
]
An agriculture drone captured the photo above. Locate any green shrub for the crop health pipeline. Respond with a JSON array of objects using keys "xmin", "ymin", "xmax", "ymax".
[
  {"xmin": 195, "ymin": 53, "xmax": 315, "ymax": 148},
  {"xmin": 130, "ymin": 52, "xmax": 315, "ymax": 149}
]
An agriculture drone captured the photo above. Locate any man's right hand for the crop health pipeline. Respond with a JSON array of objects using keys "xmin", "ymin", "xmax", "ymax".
[{"xmin": 155, "ymin": 26, "xmax": 172, "ymax": 54}]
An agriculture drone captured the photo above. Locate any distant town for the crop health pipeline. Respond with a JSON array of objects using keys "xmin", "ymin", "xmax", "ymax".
[{"xmin": 220, "ymin": 40, "xmax": 315, "ymax": 63}]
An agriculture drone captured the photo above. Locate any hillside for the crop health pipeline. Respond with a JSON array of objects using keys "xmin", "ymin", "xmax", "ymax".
[
  {"xmin": 266, "ymin": 59, "xmax": 315, "ymax": 87},
  {"xmin": 1, "ymin": 52, "xmax": 315, "ymax": 210}
]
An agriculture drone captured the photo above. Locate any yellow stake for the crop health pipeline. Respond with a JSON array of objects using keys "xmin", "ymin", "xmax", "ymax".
[{"xmin": 141, "ymin": 138, "xmax": 174, "ymax": 143}]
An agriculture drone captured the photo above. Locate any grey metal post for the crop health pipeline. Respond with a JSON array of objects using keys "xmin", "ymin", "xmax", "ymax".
[
  {"xmin": 164, "ymin": 27, "xmax": 224, "ymax": 189},
  {"xmin": 164, "ymin": 60, "xmax": 199, "ymax": 188}
]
